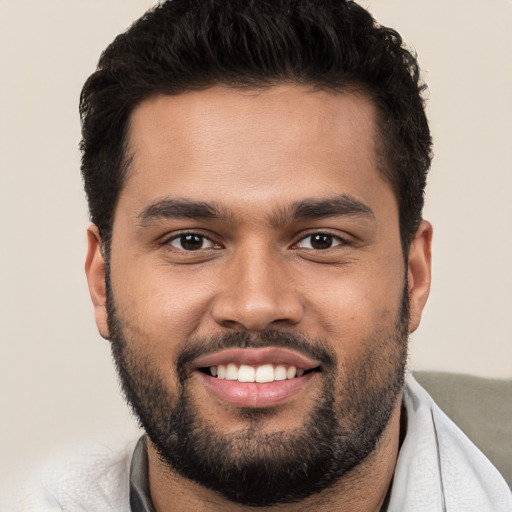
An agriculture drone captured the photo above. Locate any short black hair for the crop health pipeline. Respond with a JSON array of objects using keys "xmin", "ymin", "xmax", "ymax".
[{"xmin": 80, "ymin": 0, "xmax": 432, "ymax": 252}]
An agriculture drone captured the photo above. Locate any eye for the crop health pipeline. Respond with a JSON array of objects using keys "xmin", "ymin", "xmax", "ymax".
[
  {"xmin": 167, "ymin": 233, "xmax": 216, "ymax": 251},
  {"xmin": 296, "ymin": 232, "xmax": 344, "ymax": 250}
]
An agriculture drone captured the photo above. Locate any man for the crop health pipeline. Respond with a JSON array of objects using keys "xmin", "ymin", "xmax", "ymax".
[{"xmin": 4, "ymin": 0, "xmax": 511, "ymax": 511}]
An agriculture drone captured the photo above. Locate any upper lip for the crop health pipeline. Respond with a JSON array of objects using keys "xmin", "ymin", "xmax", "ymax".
[{"xmin": 194, "ymin": 347, "xmax": 321, "ymax": 370}]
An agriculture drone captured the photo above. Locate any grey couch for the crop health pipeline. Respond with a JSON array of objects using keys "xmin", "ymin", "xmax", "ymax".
[{"xmin": 414, "ymin": 371, "xmax": 512, "ymax": 488}]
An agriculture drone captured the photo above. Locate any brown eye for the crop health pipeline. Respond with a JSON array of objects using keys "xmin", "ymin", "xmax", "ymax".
[
  {"xmin": 169, "ymin": 233, "xmax": 213, "ymax": 251},
  {"xmin": 297, "ymin": 233, "xmax": 343, "ymax": 250}
]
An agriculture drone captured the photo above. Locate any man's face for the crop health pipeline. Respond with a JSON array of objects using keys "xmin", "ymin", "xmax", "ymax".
[{"xmin": 86, "ymin": 85, "xmax": 431, "ymax": 506}]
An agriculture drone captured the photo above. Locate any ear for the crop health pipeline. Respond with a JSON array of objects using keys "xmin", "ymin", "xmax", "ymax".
[
  {"xmin": 85, "ymin": 224, "xmax": 110, "ymax": 339},
  {"xmin": 407, "ymin": 220, "xmax": 433, "ymax": 333}
]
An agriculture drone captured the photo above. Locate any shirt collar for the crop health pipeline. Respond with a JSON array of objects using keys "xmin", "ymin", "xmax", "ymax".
[{"xmin": 130, "ymin": 436, "xmax": 156, "ymax": 512}]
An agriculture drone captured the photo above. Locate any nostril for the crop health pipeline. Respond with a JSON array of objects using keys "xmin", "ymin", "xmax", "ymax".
[{"xmin": 211, "ymin": 285, "xmax": 304, "ymax": 332}]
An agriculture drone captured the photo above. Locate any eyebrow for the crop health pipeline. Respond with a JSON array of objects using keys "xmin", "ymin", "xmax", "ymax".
[
  {"xmin": 138, "ymin": 198, "xmax": 222, "ymax": 226},
  {"xmin": 272, "ymin": 194, "xmax": 375, "ymax": 226},
  {"xmin": 137, "ymin": 194, "xmax": 374, "ymax": 227}
]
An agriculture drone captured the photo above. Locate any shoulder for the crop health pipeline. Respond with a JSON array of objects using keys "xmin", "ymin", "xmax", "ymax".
[
  {"xmin": 0, "ymin": 438, "xmax": 137, "ymax": 512},
  {"xmin": 390, "ymin": 374, "xmax": 512, "ymax": 512}
]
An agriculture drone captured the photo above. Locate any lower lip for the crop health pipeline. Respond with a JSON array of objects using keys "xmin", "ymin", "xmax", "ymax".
[{"xmin": 197, "ymin": 371, "xmax": 317, "ymax": 408}]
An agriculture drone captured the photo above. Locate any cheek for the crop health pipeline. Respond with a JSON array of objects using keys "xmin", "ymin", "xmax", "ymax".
[
  {"xmin": 301, "ymin": 262, "xmax": 404, "ymax": 351},
  {"xmin": 110, "ymin": 259, "xmax": 215, "ymax": 356}
]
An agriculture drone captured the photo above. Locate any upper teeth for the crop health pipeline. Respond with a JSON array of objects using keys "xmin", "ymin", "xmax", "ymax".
[{"xmin": 211, "ymin": 364, "xmax": 305, "ymax": 383}]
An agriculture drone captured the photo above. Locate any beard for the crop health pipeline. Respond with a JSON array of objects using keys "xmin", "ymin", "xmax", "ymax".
[{"xmin": 106, "ymin": 279, "xmax": 409, "ymax": 507}]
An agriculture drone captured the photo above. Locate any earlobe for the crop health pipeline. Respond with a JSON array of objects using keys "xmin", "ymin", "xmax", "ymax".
[
  {"xmin": 407, "ymin": 220, "xmax": 433, "ymax": 333},
  {"xmin": 85, "ymin": 225, "xmax": 110, "ymax": 339}
]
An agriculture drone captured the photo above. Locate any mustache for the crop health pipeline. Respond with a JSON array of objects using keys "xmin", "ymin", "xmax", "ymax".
[{"xmin": 176, "ymin": 330, "xmax": 336, "ymax": 381}]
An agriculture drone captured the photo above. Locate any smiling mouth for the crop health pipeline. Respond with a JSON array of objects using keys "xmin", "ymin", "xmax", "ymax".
[
  {"xmin": 192, "ymin": 347, "xmax": 322, "ymax": 407},
  {"xmin": 200, "ymin": 363, "xmax": 319, "ymax": 383}
]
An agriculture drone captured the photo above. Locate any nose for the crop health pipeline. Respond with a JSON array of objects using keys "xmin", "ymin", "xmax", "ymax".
[{"xmin": 211, "ymin": 246, "xmax": 304, "ymax": 332}]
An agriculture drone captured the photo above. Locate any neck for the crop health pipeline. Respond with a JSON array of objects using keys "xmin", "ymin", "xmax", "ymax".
[{"xmin": 147, "ymin": 396, "xmax": 403, "ymax": 512}]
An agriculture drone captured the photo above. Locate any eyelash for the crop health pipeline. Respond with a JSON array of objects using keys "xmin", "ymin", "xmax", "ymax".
[
  {"xmin": 163, "ymin": 231, "xmax": 347, "ymax": 252},
  {"xmin": 295, "ymin": 232, "xmax": 346, "ymax": 250},
  {"xmin": 164, "ymin": 232, "xmax": 219, "ymax": 251}
]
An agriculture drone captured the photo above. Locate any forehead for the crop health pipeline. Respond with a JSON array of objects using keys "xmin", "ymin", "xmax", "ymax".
[{"xmin": 120, "ymin": 85, "xmax": 395, "ymax": 221}]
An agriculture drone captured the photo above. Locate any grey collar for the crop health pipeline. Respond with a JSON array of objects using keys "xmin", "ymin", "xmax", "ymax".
[{"xmin": 130, "ymin": 436, "xmax": 156, "ymax": 512}]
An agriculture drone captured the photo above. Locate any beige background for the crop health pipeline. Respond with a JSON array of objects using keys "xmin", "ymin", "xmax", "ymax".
[{"xmin": 1, "ymin": 0, "xmax": 511, "ymax": 481}]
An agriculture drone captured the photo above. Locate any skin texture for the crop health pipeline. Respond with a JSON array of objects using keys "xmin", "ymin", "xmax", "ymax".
[{"xmin": 85, "ymin": 85, "xmax": 432, "ymax": 511}]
